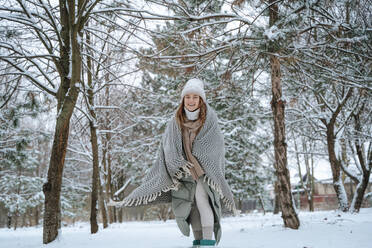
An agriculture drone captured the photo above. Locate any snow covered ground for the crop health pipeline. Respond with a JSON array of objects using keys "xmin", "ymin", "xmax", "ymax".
[{"xmin": 1, "ymin": 208, "xmax": 372, "ymax": 248}]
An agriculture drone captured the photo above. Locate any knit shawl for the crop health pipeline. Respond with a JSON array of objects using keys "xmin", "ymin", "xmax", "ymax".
[{"xmin": 113, "ymin": 104, "xmax": 236, "ymax": 211}]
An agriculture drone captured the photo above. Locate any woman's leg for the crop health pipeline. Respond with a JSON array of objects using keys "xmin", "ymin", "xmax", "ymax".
[
  {"xmin": 195, "ymin": 178, "xmax": 214, "ymax": 240},
  {"xmin": 189, "ymin": 202, "xmax": 202, "ymax": 240}
]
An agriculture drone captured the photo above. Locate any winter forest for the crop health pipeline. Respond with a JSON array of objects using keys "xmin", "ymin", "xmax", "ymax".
[{"xmin": 0, "ymin": 0, "xmax": 371, "ymax": 247}]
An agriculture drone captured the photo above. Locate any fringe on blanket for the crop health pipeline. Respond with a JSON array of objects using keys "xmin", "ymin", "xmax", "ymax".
[
  {"xmin": 108, "ymin": 162, "xmax": 194, "ymax": 207},
  {"xmin": 108, "ymin": 162, "xmax": 236, "ymax": 213},
  {"xmin": 203, "ymin": 175, "xmax": 235, "ymax": 212}
]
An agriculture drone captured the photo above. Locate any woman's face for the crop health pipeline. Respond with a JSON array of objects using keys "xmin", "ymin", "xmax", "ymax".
[{"xmin": 184, "ymin": 93, "xmax": 200, "ymax": 112}]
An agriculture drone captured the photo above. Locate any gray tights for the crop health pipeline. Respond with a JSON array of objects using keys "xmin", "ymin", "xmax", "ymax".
[{"xmin": 189, "ymin": 178, "xmax": 214, "ymax": 240}]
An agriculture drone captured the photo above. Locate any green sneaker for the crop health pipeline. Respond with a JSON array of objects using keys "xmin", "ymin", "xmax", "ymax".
[{"xmin": 200, "ymin": 239, "xmax": 216, "ymax": 246}]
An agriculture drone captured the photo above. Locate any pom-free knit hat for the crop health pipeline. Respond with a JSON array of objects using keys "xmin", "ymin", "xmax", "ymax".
[{"xmin": 181, "ymin": 78, "xmax": 206, "ymax": 103}]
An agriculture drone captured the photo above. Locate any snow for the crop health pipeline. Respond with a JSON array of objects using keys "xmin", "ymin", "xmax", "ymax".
[
  {"xmin": 264, "ymin": 25, "xmax": 284, "ymax": 41},
  {"xmin": 1, "ymin": 208, "xmax": 372, "ymax": 248}
]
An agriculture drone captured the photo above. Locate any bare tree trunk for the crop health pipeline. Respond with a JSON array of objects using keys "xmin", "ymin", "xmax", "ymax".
[
  {"xmin": 15, "ymin": 168, "xmax": 21, "ymax": 230},
  {"xmin": 293, "ymin": 134, "xmax": 308, "ymax": 211},
  {"xmin": 43, "ymin": 67, "xmax": 79, "ymax": 243},
  {"xmin": 107, "ymin": 140, "xmax": 115, "ymax": 223},
  {"xmin": 349, "ymin": 107, "xmax": 371, "ymax": 212},
  {"xmin": 308, "ymin": 152, "xmax": 315, "ymax": 211},
  {"xmin": 351, "ymin": 172, "xmax": 371, "ymax": 212},
  {"xmin": 102, "ymin": 147, "xmax": 113, "ymax": 223},
  {"xmin": 28, "ymin": 209, "xmax": 33, "ymax": 227},
  {"xmin": 113, "ymin": 197, "xmax": 117, "ymax": 223},
  {"xmin": 98, "ymin": 175, "xmax": 109, "ymax": 228},
  {"xmin": 316, "ymin": 85, "xmax": 353, "ymax": 212},
  {"xmin": 323, "ymin": 86, "xmax": 352, "ymax": 211},
  {"xmin": 13, "ymin": 211, "xmax": 18, "ymax": 230},
  {"xmin": 43, "ymin": 0, "xmax": 81, "ymax": 243},
  {"xmin": 86, "ymin": 30, "xmax": 99, "ymax": 234},
  {"xmin": 273, "ymin": 180, "xmax": 280, "ymax": 214},
  {"xmin": 116, "ymin": 174, "xmax": 124, "ymax": 223},
  {"xmin": 341, "ymin": 138, "xmax": 353, "ymax": 201},
  {"xmin": 104, "ymin": 85, "xmax": 115, "ymax": 223},
  {"xmin": 7, "ymin": 214, "xmax": 11, "ymax": 229},
  {"xmin": 34, "ymin": 206, "xmax": 39, "ymax": 226},
  {"xmin": 88, "ymin": 108, "xmax": 99, "ymax": 234},
  {"xmin": 258, "ymin": 194, "xmax": 266, "ymax": 215},
  {"xmin": 269, "ymin": 0, "xmax": 300, "ymax": 229},
  {"xmin": 118, "ymin": 207, "xmax": 123, "ymax": 223},
  {"xmin": 303, "ymin": 140, "xmax": 314, "ymax": 211},
  {"xmin": 325, "ymin": 122, "xmax": 349, "ymax": 211},
  {"xmin": 21, "ymin": 212, "xmax": 26, "ymax": 227}
]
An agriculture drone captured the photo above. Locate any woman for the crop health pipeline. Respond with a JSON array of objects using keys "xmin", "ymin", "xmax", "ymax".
[{"xmin": 117, "ymin": 78, "xmax": 236, "ymax": 247}]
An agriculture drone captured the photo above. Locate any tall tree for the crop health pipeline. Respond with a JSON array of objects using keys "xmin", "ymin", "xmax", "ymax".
[
  {"xmin": 0, "ymin": 0, "xmax": 135, "ymax": 242},
  {"xmin": 343, "ymin": 93, "xmax": 371, "ymax": 212},
  {"xmin": 85, "ymin": 29, "xmax": 99, "ymax": 233},
  {"xmin": 268, "ymin": 0, "xmax": 299, "ymax": 229},
  {"xmin": 0, "ymin": 84, "xmax": 46, "ymax": 229},
  {"xmin": 283, "ymin": 0, "xmax": 371, "ymax": 212}
]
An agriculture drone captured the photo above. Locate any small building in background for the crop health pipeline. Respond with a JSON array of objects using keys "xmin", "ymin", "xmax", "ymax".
[{"xmin": 291, "ymin": 176, "xmax": 372, "ymax": 210}]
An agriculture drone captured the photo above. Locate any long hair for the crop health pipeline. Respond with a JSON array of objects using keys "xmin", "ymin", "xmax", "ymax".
[{"xmin": 176, "ymin": 96, "xmax": 207, "ymax": 134}]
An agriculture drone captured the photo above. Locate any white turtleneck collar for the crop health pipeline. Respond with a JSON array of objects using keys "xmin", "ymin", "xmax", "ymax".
[{"xmin": 184, "ymin": 107, "xmax": 200, "ymax": 121}]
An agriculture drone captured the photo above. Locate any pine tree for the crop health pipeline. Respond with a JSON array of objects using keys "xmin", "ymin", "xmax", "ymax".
[{"xmin": 0, "ymin": 84, "xmax": 46, "ymax": 229}]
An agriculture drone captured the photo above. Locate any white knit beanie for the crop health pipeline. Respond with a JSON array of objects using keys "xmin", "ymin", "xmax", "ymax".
[{"xmin": 180, "ymin": 78, "xmax": 206, "ymax": 103}]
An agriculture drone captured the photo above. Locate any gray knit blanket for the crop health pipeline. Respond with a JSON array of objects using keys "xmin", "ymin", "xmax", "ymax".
[{"xmin": 111, "ymin": 104, "xmax": 236, "ymax": 211}]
